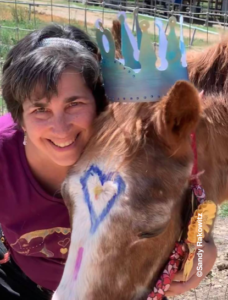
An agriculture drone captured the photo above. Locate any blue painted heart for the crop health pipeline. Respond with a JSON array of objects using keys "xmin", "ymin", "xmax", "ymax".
[{"xmin": 80, "ymin": 165, "xmax": 126, "ymax": 234}]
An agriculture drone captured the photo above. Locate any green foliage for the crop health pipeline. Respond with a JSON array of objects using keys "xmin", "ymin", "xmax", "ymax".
[
  {"xmin": 0, "ymin": 5, "xmax": 45, "ymax": 59},
  {"xmin": 219, "ymin": 202, "xmax": 228, "ymax": 217},
  {"xmin": 10, "ymin": 6, "xmax": 29, "ymax": 23},
  {"xmin": 0, "ymin": 95, "xmax": 7, "ymax": 115}
]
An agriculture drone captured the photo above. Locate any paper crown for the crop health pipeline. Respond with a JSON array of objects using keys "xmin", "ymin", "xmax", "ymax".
[{"xmin": 95, "ymin": 12, "xmax": 189, "ymax": 102}]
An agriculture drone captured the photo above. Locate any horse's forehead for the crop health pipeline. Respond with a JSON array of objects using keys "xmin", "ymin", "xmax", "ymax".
[
  {"xmin": 59, "ymin": 157, "xmax": 189, "ymax": 299},
  {"xmin": 68, "ymin": 159, "xmax": 178, "ymax": 239}
]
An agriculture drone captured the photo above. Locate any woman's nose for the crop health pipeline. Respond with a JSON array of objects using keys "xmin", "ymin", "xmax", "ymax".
[{"xmin": 51, "ymin": 114, "xmax": 71, "ymax": 136}]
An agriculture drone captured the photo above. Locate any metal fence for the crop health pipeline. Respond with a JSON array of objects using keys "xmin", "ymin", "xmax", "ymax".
[{"xmin": 0, "ymin": 0, "xmax": 228, "ymax": 114}]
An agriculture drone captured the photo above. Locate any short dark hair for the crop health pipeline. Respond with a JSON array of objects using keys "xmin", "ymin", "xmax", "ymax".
[{"xmin": 2, "ymin": 24, "xmax": 108, "ymax": 125}]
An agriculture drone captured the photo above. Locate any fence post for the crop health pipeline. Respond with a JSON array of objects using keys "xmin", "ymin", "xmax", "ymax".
[
  {"xmin": 84, "ymin": 0, "xmax": 87, "ymax": 32},
  {"xmin": 190, "ymin": 28, "xmax": 196, "ymax": 46},
  {"xmin": 132, "ymin": 7, "xmax": 139, "ymax": 32},
  {"xmin": 165, "ymin": 21, "xmax": 169, "ymax": 33},
  {"xmin": 28, "ymin": 4, "xmax": 31, "ymax": 21},
  {"xmin": 102, "ymin": 1, "xmax": 105, "ymax": 25}
]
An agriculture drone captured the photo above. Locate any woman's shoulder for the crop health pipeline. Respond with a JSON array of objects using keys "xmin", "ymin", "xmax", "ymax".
[
  {"xmin": 0, "ymin": 113, "xmax": 23, "ymax": 155},
  {"xmin": 0, "ymin": 113, "xmax": 21, "ymax": 139},
  {"xmin": 0, "ymin": 113, "xmax": 17, "ymax": 132}
]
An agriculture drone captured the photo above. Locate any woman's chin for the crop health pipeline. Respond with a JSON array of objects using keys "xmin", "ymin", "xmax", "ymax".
[{"xmin": 51, "ymin": 155, "xmax": 80, "ymax": 167}]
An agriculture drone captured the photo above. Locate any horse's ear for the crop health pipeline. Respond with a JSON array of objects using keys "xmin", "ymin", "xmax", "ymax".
[{"xmin": 162, "ymin": 81, "xmax": 201, "ymax": 143}]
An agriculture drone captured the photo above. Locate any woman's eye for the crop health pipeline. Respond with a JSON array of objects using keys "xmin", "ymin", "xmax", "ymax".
[
  {"xmin": 35, "ymin": 107, "xmax": 48, "ymax": 113},
  {"xmin": 68, "ymin": 101, "xmax": 83, "ymax": 107}
]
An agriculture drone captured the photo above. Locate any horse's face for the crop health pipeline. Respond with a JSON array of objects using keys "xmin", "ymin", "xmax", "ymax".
[{"xmin": 53, "ymin": 81, "xmax": 201, "ymax": 300}]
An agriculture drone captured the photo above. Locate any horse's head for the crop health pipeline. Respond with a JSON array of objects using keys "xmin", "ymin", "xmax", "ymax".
[{"xmin": 53, "ymin": 81, "xmax": 201, "ymax": 300}]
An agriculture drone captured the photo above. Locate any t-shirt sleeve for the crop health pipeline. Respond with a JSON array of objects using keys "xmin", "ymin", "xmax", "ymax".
[{"xmin": 0, "ymin": 113, "xmax": 18, "ymax": 221}]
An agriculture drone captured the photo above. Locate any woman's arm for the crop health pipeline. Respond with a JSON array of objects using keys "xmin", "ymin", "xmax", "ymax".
[{"xmin": 166, "ymin": 238, "xmax": 217, "ymax": 297}]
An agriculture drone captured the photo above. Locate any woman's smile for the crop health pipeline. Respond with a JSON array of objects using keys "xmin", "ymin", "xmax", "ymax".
[{"xmin": 47, "ymin": 133, "xmax": 80, "ymax": 152}]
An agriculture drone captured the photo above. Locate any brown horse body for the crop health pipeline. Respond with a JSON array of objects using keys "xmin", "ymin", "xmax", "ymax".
[
  {"xmin": 53, "ymin": 81, "xmax": 201, "ymax": 300},
  {"xmin": 52, "ymin": 37, "xmax": 228, "ymax": 300}
]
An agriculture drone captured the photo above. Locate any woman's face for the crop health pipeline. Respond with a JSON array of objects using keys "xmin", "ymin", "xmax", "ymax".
[{"xmin": 22, "ymin": 70, "xmax": 96, "ymax": 167}]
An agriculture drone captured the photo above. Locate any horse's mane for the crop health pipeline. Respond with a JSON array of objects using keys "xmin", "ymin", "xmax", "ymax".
[
  {"xmin": 90, "ymin": 103, "xmax": 153, "ymax": 159},
  {"xmin": 111, "ymin": 20, "xmax": 122, "ymax": 59},
  {"xmin": 202, "ymin": 93, "xmax": 228, "ymax": 138},
  {"xmin": 83, "ymin": 102, "xmax": 169, "ymax": 173},
  {"xmin": 187, "ymin": 36, "xmax": 228, "ymax": 94},
  {"xmin": 187, "ymin": 36, "xmax": 228, "ymax": 137}
]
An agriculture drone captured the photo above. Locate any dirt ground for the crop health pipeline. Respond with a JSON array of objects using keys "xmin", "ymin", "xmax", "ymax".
[{"xmin": 172, "ymin": 216, "xmax": 228, "ymax": 300}]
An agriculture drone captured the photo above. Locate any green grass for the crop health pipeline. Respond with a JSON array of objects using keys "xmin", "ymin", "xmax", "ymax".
[
  {"xmin": 0, "ymin": 15, "xmax": 94, "ymax": 60},
  {"xmin": 0, "ymin": 95, "xmax": 7, "ymax": 116},
  {"xmin": 0, "ymin": 2, "xmax": 215, "ymax": 63},
  {"xmin": 72, "ymin": 2, "xmax": 222, "ymax": 35},
  {"xmin": 36, "ymin": 0, "xmax": 222, "ymax": 33},
  {"xmin": 0, "ymin": 96, "xmax": 3, "ymax": 106},
  {"xmin": 219, "ymin": 202, "xmax": 228, "ymax": 217},
  {"xmin": 0, "ymin": 1, "xmax": 215, "ymax": 59},
  {"xmin": 0, "ymin": 5, "xmax": 47, "ymax": 59}
]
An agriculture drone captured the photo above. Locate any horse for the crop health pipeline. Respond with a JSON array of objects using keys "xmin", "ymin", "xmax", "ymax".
[
  {"xmin": 52, "ymin": 30, "xmax": 228, "ymax": 300},
  {"xmin": 52, "ymin": 79, "xmax": 201, "ymax": 300}
]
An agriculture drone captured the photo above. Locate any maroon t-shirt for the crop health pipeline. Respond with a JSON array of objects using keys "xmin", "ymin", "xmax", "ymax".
[{"xmin": 0, "ymin": 113, "xmax": 71, "ymax": 291}]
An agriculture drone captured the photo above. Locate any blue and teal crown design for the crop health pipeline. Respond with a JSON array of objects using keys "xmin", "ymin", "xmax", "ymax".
[{"xmin": 95, "ymin": 12, "xmax": 188, "ymax": 102}]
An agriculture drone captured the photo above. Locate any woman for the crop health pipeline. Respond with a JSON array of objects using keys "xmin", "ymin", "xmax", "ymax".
[
  {"xmin": 0, "ymin": 24, "xmax": 107, "ymax": 299},
  {"xmin": 0, "ymin": 23, "xmax": 216, "ymax": 299}
]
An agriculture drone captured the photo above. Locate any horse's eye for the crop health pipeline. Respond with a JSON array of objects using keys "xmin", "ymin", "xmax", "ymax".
[
  {"xmin": 138, "ymin": 232, "xmax": 157, "ymax": 239},
  {"xmin": 138, "ymin": 226, "xmax": 167, "ymax": 239}
]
